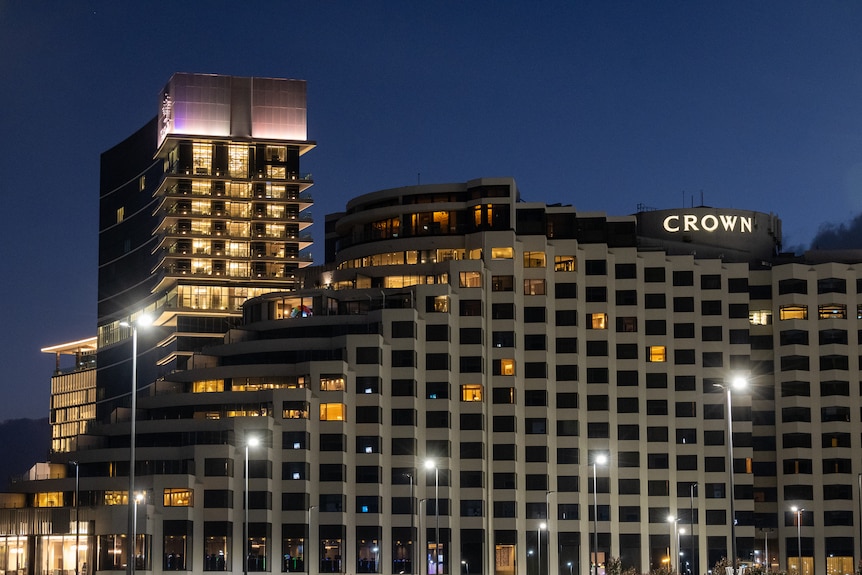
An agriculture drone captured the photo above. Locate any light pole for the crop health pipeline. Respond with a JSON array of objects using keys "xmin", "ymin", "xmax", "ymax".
[
  {"xmin": 120, "ymin": 314, "xmax": 151, "ymax": 575},
  {"xmin": 593, "ymin": 454, "xmax": 607, "ymax": 575},
  {"xmin": 546, "ymin": 490, "xmax": 556, "ymax": 575},
  {"xmin": 567, "ymin": 561, "xmax": 573, "ymax": 575},
  {"xmin": 245, "ymin": 436, "xmax": 260, "ymax": 575},
  {"xmin": 406, "ymin": 472, "xmax": 415, "ymax": 575},
  {"xmin": 690, "ymin": 483, "xmax": 697, "ymax": 575},
  {"xmin": 132, "ymin": 492, "xmax": 144, "ymax": 572},
  {"xmin": 791, "ymin": 507, "xmax": 803, "ymax": 575},
  {"xmin": 71, "ymin": 461, "xmax": 80, "ymax": 575},
  {"xmin": 538, "ymin": 522, "xmax": 546, "ymax": 575},
  {"xmin": 716, "ymin": 376, "xmax": 746, "ymax": 568},
  {"xmin": 425, "ymin": 460, "xmax": 440, "ymax": 575},
  {"xmin": 461, "ymin": 559, "xmax": 469, "ymax": 574},
  {"xmin": 306, "ymin": 505, "xmax": 318, "ymax": 573},
  {"xmin": 678, "ymin": 528, "xmax": 685, "ymax": 575},
  {"xmin": 668, "ymin": 516, "xmax": 680, "ymax": 574}
]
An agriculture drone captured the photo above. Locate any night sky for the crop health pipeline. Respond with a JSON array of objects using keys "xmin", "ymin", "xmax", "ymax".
[{"xmin": 3, "ymin": 1, "xmax": 862, "ymax": 421}]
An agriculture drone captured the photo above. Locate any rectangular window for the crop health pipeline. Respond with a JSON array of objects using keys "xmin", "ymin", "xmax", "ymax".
[
  {"xmin": 554, "ymin": 255, "xmax": 577, "ymax": 271},
  {"xmin": 524, "ymin": 278, "xmax": 546, "ymax": 295},
  {"xmin": 491, "ymin": 247, "xmax": 514, "ymax": 259},
  {"xmin": 780, "ymin": 305, "xmax": 808, "ymax": 320},
  {"xmin": 459, "ymin": 271, "xmax": 482, "ymax": 288},
  {"xmin": 460, "ymin": 384, "xmax": 483, "ymax": 401},
  {"xmin": 164, "ymin": 488, "xmax": 193, "ymax": 507},
  {"xmin": 320, "ymin": 403, "xmax": 346, "ymax": 421},
  {"xmin": 320, "ymin": 375, "xmax": 345, "ymax": 391},
  {"xmin": 589, "ymin": 313, "xmax": 608, "ymax": 329},
  {"xmin": 647, "ymin": 346, "xmax": 667, "ymax": 362},
  {"xmin": 819, "ymin": 304, "xmax": 847, "ymax": 319},
  {"xmin": 524, "ymin": 251, "xmax": 547, "ymax": 267},
  {"xmin": 492, "ymin": 275, "xmax": 514, "ymax": 291}
]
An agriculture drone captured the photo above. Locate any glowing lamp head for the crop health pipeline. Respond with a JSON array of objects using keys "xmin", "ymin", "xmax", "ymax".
[
  {"xmin": 248, "ymin": 436, "xmax": 260, "ymax": 448},
  {"xmin": 424, "ymin": 459, "xmax": 436, "ymax": 470},
  {"xmin": 595, "ymin": 454, "xmax": 608, "ymax": 465},
  {"xmin": 732, "ymin": 375, "xmax": 747, "ymax": 390}
]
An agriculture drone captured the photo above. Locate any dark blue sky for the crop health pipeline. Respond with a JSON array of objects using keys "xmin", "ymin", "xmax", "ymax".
[{"xmin": 2, "ymin": 1, "xmax": 862, "ymax": 421}]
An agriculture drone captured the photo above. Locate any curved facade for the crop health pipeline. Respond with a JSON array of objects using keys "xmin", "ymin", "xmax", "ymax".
[{"xmin": 13, "ymin": 177, "xmax": 862, "ymax": 575}]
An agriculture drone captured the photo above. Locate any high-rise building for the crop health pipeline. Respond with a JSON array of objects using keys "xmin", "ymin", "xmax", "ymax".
[
  {"xmin": 5, "ymin": 77, "xmax": 862, "ymax": 575},
  {"xmin": 96, "ymin": 72, "xmax": 314, "ymax": 420}
]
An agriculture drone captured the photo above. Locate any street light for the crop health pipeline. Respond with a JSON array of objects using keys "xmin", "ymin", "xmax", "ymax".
[
  {"xmin": 678, "ymin": 528, "xmax": 685, "ymax": 575},
  {"xmin": 791, "ymin": 507, "xmax": 803, "ymax": 575},
  {"xmin": 71, "ymin": 461, "xmax": 80, "ymax": 575},
  {"xmin": 245, "ymin": 436, "xmax": 260, "ymax": 575},
  {"xmin": 690, "ymin": 483, "xmax": 697, "ymax": 575},
  {"xmin": 567, "ymin": 561, "xmax": 573, "ymax": 575},
  {"xmin": 461, "ymin": 559, "xmax": 469, "ymax": 574},
  {"xmin": 132, "ymin": 492, "xmax": 144, "ymax": 572},
  {"xmin": 119, "ymin": 314, "xmax": 151, "ymax": 575},
  {"xmin": 593, "ymin": 454, "xmax": 607, "ymax": 575},
  {"xmin": 425, "ymin": 459, "xmax": 440, "ymax": 575},
  {"xmin": 668, "ymin": 516, "xmax": 680, "ymax": 575},
  {"xmin": 405, "ymin": 472, "xmax": 415, "ymax": 575},
  {"xmin": 538, "ymin": 522, "xmax": 546, "ymax": 575},
  {"xmin": 715, "ymin": 376, "xmax": 746, "ymax": 568}
]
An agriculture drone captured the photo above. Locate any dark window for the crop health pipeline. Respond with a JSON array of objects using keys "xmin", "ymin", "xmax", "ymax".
[
  {"xmin": 555, "ymin": 283, "xmax": 578, "ymax": 299},
  {"xmin": 355, "ymin": 406, "xmax": 381, "ymax": 423},
  {"xmin": 426, "ymin": 411, "xmax": 450, "ymax": 428},
  {"xmin": 617, "ymin": 397, "xmax": 639, "ymax": 413},
  {"xmin": 524, "ymin": 307, "xmax": 547, "ymax": 323},
  {"xmin": 460, "ymin": 413, "xmax": 484, "ymax": 430},
  {"xmin": 391, "ymin": 378, "xmax": 415, "ymax": 397},
  {"xmin": 618, "ymin": 424, "xmax": 640, "ymax": 440},
  {"xmin": 616, "ymin": 290, "xmax": 637, "ymax": 306},
  {"xmin": 728, "ymin": 278, "xmax": 748, "ymax": 293},
  {"xmin": 492, "ymin": 303, "xmax": 515, "ymax": 319},
  {"xmin": 820, "ymin": 329, "xmax": 848, "ymax": 345},
  {"xmin": 585, "ymin": 260, "xmax": 607, "ymax": 275},
  {"xmin": 319, "ymin": 464, "xmax": 346, "ymax": 482},
  {"xmin": 647, "ymin": 426, "xmax": 668, "ymax": 441},
  {"xmin": 425, "ymin": 352, "xmax": 449, "ymax": 369},
  {"xmin": 460, "ymin": 442, "xmax": 484, "ymax": 459},
  {"xmin": 780, "ymin": 330, "xmax": 809, "ymax": 346},
  {"xmin": 587, "ymin": 395, "xmax": 609, "ymax": 411},
  {"xmin": 460, "ymin": 300, "xmax": 482, "ymax": 316},
  {"xmin": 525, "ymin": 390, "xmax": 547, "ymax": 406},
  {"xmin": 702, "ymin": 300, "xmax": 722, "ymax": 315},
  {"xmin": 779, "ymin": 279, "xmax": 807, "ymax": 295},
  {"xmin": 702, "ymin": 325, "xmax": 722, "ymax": 341},
  {"xmin": 818, "ymin": 277, "xmax": 847, "ymax": 294},
  {"xmin": 320, "ymin": 434, "xmax": 346, "ymax": 452},
  {"xmin": 616, "ymin": 344, "xmax": 638, "ymax": 359},
  {"xmin": 673, "ymin": 270, "xmax": 694, "ymax": 286},
  {"xmin": 492, "ymin": 387, "xmax": 515, "ymax": 404},
  {"xmin": 556, "ymin": 337, "xmax": 577, "ymax": 353},
  {"xmin": 674, "ymin": 323, "xmax": 695, "ymax": 338},
  {"xmin": 615, "ymin": 263, "xmax": 637, "ymax": 279},
  {"xmin": 392, "ymin": 321, "xmax": 415, "ymax": 338},
  {"xmin": 460, "ymin": 327, "xmax": 482, "ymax": 344},
  {"xmin": 674, "ymin": 297, "xmax": 694, "ymax": 312},
  {"xmin": 729, "ymin": 329, "xmax": 749, "ymax": 344},
  {"xmin": 701, "ymin": 274, "xmax": 721, "ymax": 289},
  {"xmin": 617, "ymin": 371, "xmax": 638, "ymax": 386},
  {"xmin": 556, "ymin": 392, "xmax": 578, "ymax": 408},
  {"xmin": 586, "ymin": 340, "xmax": 608, "ymax": 356},
  {"xmin": 556, "ymin": 310, "xmax": 577, "ymax": 326},
  {"xmin": 391, "ymin": 350, "xmax": 415, "ymax": 367},
  {"xmin": 644, "ymin": 267, "xmax": 666, "ymax": 282},
  {"xmin": 356, "ymin": 466, "xmax": 381, "ymax": 483},
  {"xmin": 585, "ymin": 286, "xmax": 607, "ymax": 302},
  {"xmin": 524, "ymin": 334, "xmax": 546, "ymax": 350},
  {"xmin": 644, "ymin": 293, "xmax": 666, "ymax": 309},
  {"xmin": 425, "ymin": 324, "xmax": 449, "ymax": 342},
  {"xmin": 426, "ymin": 381, "xmax": 449, "ymax": 399},
  {"xmin": 646, "ymin": 400, "xmax": 668, "ymax": 416},
  {"xmin": 392, "ymin": 409, "xmax": 417, "ymax": 426},
  {"xmin": 821, "ymin": 380, "xmax": 850, "ymax": 396},
  {"xmin": 674, "ymin": 349, "xmax": 696, "ymax": 364},
  {"xmin": 729, "ymin": 304, "xmax": 749, "ymax": 318},
  {"xmin": 645, "ymin": 320, "xmax": 666, "ymax": 335},
  {"xmin": 356, "ymin": 347, "xmax": 381, "ymax": 364},
  {"xmin": 493, "ymin": 444, "xmax": 516, "ymax": 460},
  {"xmin": 391, "ymin": 437, "xmax": 417, "ymax": 455}
]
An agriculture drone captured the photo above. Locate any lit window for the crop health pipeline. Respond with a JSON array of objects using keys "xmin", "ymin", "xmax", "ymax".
[
  {"xmin": 461, "ymin": 384, "xmax": 483, "ymax": 402},
  {"xmin": 116, "ymin": 207, "xmax": 124, "ymax": 223},
  {"xmin": 468, "ymin": 249, "xmax": 483, "ymax": 260},
  {"xmin": 320, "ymin": 403, "xmax": 346, "ymax": 421},
  {"xmin": 104, "ymin": 491, "xmax": 128, "ymax": 506},
  {"xmin": 266, "ymin": 146, "xmax": 286, "ymax": 161},
  {"xmin": 491, "ymin": 247, "xmax": 514, "ymax": 259},
  {"xmin": 460, "ymin": 272, "xmax": 482, "ymax": 288},
  {"xmin": 819, "ymin": 304, "xmax": 846, "ymax": 319},
  {"xmin": 320, "ymin": 375, "xmax": 345, "ymax": 391},
  {"xmin": 648, "ymin": 346, "xmax": 667, "ymax": 362},
  {"xmin": 590, "ymin": 313, "xmax": 608, "ymax": 330},
  {"xmin": 501, "ymin": 359, "xmax": 515, "ymax": 376},
  {"xmin": 34, "ymin": 492, "xmax": 63, "ymax": 507},
  {"xmin": 164, "ymin": 488, "xmax": 193, "ymax": 507},
  {"xmin": 524, "ymin": 279, "xmax": 546, "ymax": 295},
  {"xmin": 780, "ymin": 305, "xmax": 808, "ymax": 320},
  {"xmin": 283, "ymin": 401, "xmax": 310, "ymax": 419},
  {"xmin": 267, "ymin": 165, "xmax": 286, "ymax": 179},
  {"xmin": 524, "ymin": 251, "xmax": 546, "ymax": 268},
  {"xmin": 228, "ymin": 144, "xmax": 248, "ymax": 177},
  {"xmin": 193, "ymin": 380, "xmax": 225, "ymax": 393},
  {"xmin": 192, "ymin": 142, "xmax": 212, "ymax": 175},
  {"xmin": 554, "ymin": 256, "xmax": 577, "ymax": 271},
  {"xmin": 138, "ymin": 176, "xmax": 146, "ymax": 191},
  {"xmin": 749, "ymin": 310, "xmax": 773, "ymax": 325},
  {"xmin": 432, "ymin": 296, "xmax": 449, "ymax": 313}
]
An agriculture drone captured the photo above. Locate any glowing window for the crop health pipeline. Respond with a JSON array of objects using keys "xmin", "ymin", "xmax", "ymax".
[
  {"xmin": 648, "ymin": 346, "xmax": 667, "ymax": 362},
  {"xmin": 491, "ymin": 247, "xmax": 514, "ymax": 259},
  {"xmin": 283, "ymin": 401, "xmax": 310, "ymax": 419},
  {"xmin": 461, "ymin": 384, "xmax": 483, "ymax": 402},
  {"xmin": 524, "ymin": 279, "xmax": 546, "ymax": 295},
  {"xmin": 750, "ymin": 310, "xmax": 773, "ymax": 325},
  {"xmin": 468, "ymin": 249, "xmax": 483, "ymax": 260},
  {"xmin": 460, "ymin": 272, "xmax": 482, "ymax": 288},
  {"xmin": 34, "ymin": 492, "xmax": 63, "ymax": 507},
  {"xmin": 117, "ymin": 206, "xmax": 124, "ymax": 223},
  {"xmin": 819, "ymin": 304, "xmax": 846, "ymax": 319},
  {"xmin": 432, "ymin": 296, "xmax": 449, "ymax": 313},
  {"xmin": 320, "ymin": 376, "xmax": 345, "ymax": 391},
  {"xmin": 501, "ymin": 359, "xmax": 515, "ymax": 376},
  {"xmin": 524, "ymin": 251, "xmax": 546, "ymax": 268},
  {"xmin": 104, "ymin": 491, "xmax": 128, "ymax": 506},
  {"xmin": 590, "ymin": 313, "xmax": 608, "ymax": 330},
  {"xmin": 164, "ymin": 488, "xmax": 193, "ymax": 507},
  {"xmin": 193, "ymin": 380, "xmax": 225, "ymax": 393},
  {"xmin": 228, "ymin": 144, "xmax": 248, "ymax": 177},
  {"xmin": 267, "ymin": 165, "xmax": 286, "ymax": 179},
  {"xmin": 555, "ymin": 256, "xmax": 577, "ymax": 271},
  {"xmin": 780, "ymin": 305, "xmax": 808, "ymax": 320},
  {"xmin": 320, "ymin": 403, "xmax": 346, "ymax": 421},
  {"xmin": 192, "ymin": 142, "xmax": 212, "ymax": 175}
]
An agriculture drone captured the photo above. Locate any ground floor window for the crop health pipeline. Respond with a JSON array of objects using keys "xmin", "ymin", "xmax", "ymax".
[{"xmin": 320, "ymin": 538, "xmax": 342, "ymax": 573}]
